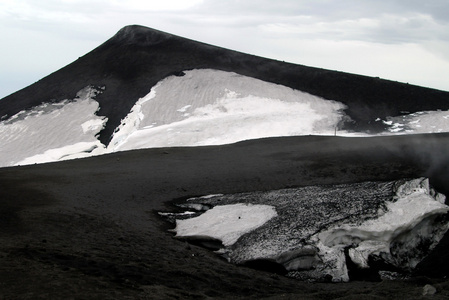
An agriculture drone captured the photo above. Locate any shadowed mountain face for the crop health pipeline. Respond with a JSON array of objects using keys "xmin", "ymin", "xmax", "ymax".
[{"xmin": 1, "ymin": 25, "xmax": 449, "ymax": 145}]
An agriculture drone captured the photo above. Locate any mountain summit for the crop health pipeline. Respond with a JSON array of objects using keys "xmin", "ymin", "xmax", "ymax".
[
  {"xmin": 1, "ymin": 25, "xmax": 449, "ymax": 147},
  {"xmin": 112, "ymin": 25, "xmax": 174, "ymax": 46}
]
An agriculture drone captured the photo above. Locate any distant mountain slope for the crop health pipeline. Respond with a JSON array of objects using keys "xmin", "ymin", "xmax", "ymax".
[{"xmin": 1, "ymin": 25, "xmax": 449, "ymax": 145}]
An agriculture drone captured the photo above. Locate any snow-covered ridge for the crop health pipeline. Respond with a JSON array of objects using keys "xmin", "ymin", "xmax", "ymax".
[
  {"xmin": 169, "ymin": 178, "xmax": 449, "ymax": 282},
  {"xmin": 1, "ymin": 69, "xmax": 449, "ymax": 167}
]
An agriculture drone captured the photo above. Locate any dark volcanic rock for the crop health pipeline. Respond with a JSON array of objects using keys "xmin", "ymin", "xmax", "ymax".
[{"xmin": 1, "ymin": 25, "xmax": 449, "ymax": 145}]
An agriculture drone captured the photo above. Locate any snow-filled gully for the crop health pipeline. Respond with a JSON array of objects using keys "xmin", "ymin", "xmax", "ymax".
[{"xmin": 164, "ymin": 178, "xmax": 449, "ymax": 282}]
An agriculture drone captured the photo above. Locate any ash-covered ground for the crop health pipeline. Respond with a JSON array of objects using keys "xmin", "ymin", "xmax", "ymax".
[{"xmin": 2, "ymin": 134, "xmax": 449, "ymax": 299}]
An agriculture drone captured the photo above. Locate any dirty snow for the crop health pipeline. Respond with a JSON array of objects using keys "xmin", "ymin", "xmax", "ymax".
[{"xmin": 171, "ymin": 178, "xmax": 449, "ymax": 282}]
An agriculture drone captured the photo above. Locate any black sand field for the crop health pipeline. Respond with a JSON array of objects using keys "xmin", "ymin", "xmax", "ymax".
[{"xmin": 1, "ymin": 133, "xmax": 449, "ymax": 299}]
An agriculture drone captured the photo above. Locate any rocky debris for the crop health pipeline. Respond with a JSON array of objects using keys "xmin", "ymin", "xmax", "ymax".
[{"xmin": 168, "ymin": 178, "xmax": 449, "ymax": 282}]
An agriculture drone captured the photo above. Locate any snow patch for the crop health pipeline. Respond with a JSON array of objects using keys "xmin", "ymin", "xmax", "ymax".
[
  {"xmin": 108, "ymin": 85, "xmax": 158, "ymax": 151},
  {"xmin": 0, "ymin": 86, "xmax": 107, "ymax": 167},
  {"xmin": 380, "ymin": 110, "xmax": 449, "ymax": 134},
  {"xmin": 187, "ymin": 194, "xmax": 224, "ymax": 200},
  {"xmin": 16, "ymin": 141, "xmax": 106, "ymax": 165},
  {"xmin": 109, "ymin": 69, "xmax": 348, "ymax": 151},
  {"xmin": 174, "ymin": 203, "xmax": 277, "ymax": 247}
]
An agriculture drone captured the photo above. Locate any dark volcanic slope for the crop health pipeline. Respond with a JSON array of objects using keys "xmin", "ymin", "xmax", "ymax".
[
  {"xmin": 1, "ymin": 134, "xmax": 449, "ymax": 299},
  {"xmin": 1, "ymin": 25, "xmax": 449, "ymax": 145}
]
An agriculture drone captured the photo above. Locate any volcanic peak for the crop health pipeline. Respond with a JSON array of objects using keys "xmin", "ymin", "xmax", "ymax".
[{"xmin": 111, "ymin": 25, "xmax": 173, "ymax": 47}]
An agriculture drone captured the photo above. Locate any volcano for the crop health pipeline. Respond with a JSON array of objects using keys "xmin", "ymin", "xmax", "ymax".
[
  {"xmin": 2, "ymin": 25, "xmax": 449, "ymax": 166},
  {"xmin": 1, "ymin": 25, "xmax": 449, "ymax": 299}
]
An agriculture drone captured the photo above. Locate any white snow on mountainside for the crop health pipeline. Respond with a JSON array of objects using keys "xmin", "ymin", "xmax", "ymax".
[
  {"xmin": 1, "ymin": 69, "xmax": 449, "ymax": 167},
  {"xmin": 0, "ymin": 86, "xmax": 107, "ymax": 167},
  {"xmin": 108, "ymin": 69, "xmax": 347, "ymax": 151}
]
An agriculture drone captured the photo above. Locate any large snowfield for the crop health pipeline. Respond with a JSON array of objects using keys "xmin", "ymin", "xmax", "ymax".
[{"xmin": 1, "ymin": 69, "xmax": 449, "ymax": 167}]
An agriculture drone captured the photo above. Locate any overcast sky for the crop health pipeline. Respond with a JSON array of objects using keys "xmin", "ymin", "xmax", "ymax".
[{"xmin": 1, "ymin": 0, "xmax": 449, "ymax": 99}]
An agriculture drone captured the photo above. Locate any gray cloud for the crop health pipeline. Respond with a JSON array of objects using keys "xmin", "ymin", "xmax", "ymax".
[
  {"xmin": 3, "ymin": 0, "xmax": 448, "ymax": 45},
  {"xmin": 228, "ymin": 0, "xmax": 448, "ymax": 22},
  {"xmin": 0, "ymin": 0, "xmax": 448, "ymax": 98},
  {"xmin": 190, "ymin": 0, "xmax": 449, "ymax": 44}
]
